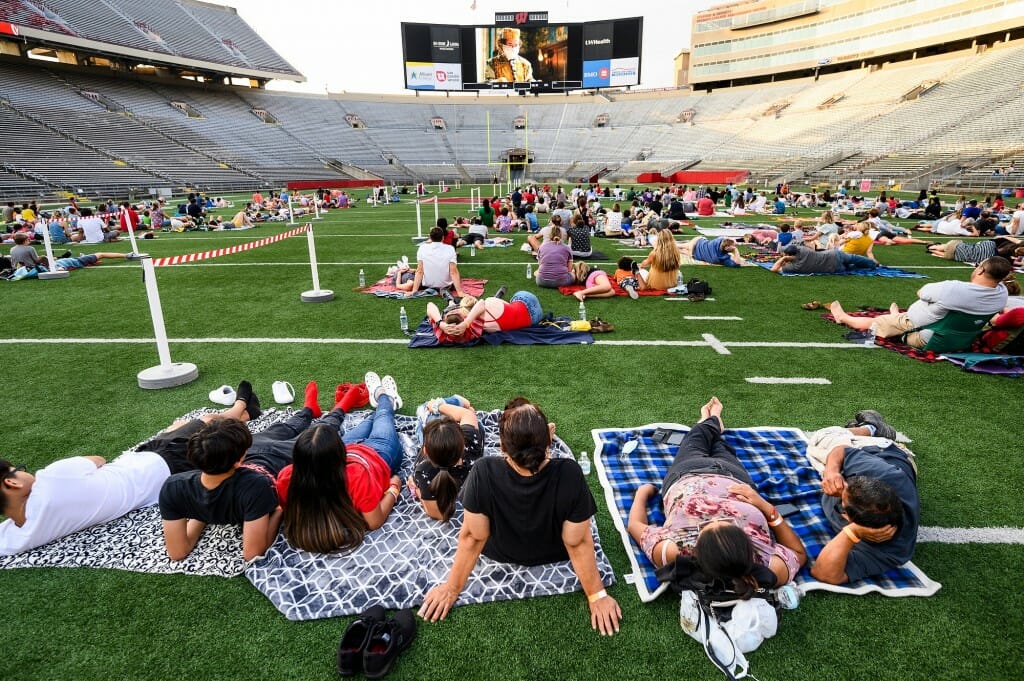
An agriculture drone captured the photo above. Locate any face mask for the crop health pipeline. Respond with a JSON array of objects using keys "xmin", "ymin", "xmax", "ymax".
[{"xmin": 502, "ymin": 45, "xmax": 519, "ymax": 60}]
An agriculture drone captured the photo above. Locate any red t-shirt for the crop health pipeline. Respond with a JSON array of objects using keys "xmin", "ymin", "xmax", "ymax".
[
  {"xmin": 275, "ymin": 443, "xmax": 390, "ymax": 514},
  {"xmin": 696, "ymin": 197, "xmax": 715, "ymax": 216},
  {"xmin": 119, "ymin": 208, "xmax": 141, "ymax": 231},
  {"xmin": 492, "ymin": 300, "xmax": 532, "ymax": 330}
]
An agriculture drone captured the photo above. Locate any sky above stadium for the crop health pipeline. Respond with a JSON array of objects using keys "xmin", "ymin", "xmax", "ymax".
[{"xmin": 228, "ymin": 0, "xmax": 693, "ymax": 94}]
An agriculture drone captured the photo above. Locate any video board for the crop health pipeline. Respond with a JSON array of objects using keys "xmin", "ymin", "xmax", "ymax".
[{"xmin": 401, "ymin": 16, "xmax": 642, "ymax": 92}]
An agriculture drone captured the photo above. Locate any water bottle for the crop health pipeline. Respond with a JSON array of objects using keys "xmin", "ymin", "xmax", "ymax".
[
  {"xmin": 578, "ymin": 300, "xmax": 586, "ymax": 320},
  {"xmin": 526, "ymin": 262, "xmax": 532, "ymax": 279},
  {"xmin": 676, "ymin": 270, "xmax": 684, "ymax": 289},
  {"xmin": 471, "ymin": 244, "xmax": 476, "ymax": 256},
  {"xmin": 578, "ymin": 451, "xmax": 591, "ymax": 475},
  {"xmin": 399, "ymin": 306, "xmax": 408, "ymax": 333},
  {"xmin": 358, "ymin": 268, "xmax": 365, "ymax": 287},
  {"xmin": 776, "ymin": 583, "xmax": 802, "ymax": 610}
]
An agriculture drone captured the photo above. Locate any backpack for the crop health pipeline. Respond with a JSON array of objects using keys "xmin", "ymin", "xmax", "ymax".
[{"xmin": 686, "ymin": 278, "xmax": 712, "ymax": 301}]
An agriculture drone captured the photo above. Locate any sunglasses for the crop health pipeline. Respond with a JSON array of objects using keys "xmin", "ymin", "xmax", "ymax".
[{"xmin": 4, "ymin": 464, "xmax": 25, "ymax": 479}]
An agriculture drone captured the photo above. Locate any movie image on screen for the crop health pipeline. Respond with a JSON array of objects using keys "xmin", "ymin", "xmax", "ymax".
[{"xmin": 477, "ymin": 25, "xmax": 569, "ymax": 84}]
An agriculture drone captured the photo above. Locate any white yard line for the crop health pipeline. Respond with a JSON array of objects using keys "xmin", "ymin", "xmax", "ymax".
[
  {"xmin": 746, "ymin": 377, "xmax": 832, "ymax": 384},
  {"xmin": 702, "ymin": 333, "xmax": 731, "ymax": 355},
  {"xmin": 917, "ymin": 526, "xmax": 1024, "ymax": 543},
  {"xmin": 684, "ymin": 316, "xmax": 743, "ymax": 320}
]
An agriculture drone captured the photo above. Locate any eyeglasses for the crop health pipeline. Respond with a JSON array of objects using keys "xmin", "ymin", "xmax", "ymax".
[{"xmin": 3, "ymin": 464, "xmax": 25, "ymax": 479}]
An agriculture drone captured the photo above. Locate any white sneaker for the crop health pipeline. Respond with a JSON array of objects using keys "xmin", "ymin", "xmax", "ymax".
[
  {"xmin": 520, "ymin": 243, "xmax": 533, "ymax": 253},
  {"xmin": 272, "ymin": 381, "xmax": 295, "ymax": 404},
  {"xmin": 208, "ymin": 385, "xmax": 236, "ymax": 406},
  {"xmin": 364, "ymin": 371, "xmax": 383, "ymax": 407},
  {"xmin": 380, "ymin": 375, "xmax": 403, "ymax": 409}
]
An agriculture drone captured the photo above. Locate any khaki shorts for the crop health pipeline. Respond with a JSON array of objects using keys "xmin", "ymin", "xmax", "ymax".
[
  {"xmin": 941, "ymin": 240, "xmax": 961, "ymax": 259},
  {"xmin": 870, "ymin": 312, "xmax": 925, "ymax": 348}
]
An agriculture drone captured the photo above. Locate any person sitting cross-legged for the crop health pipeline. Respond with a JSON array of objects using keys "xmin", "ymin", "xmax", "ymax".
[
  {"xmin": 399, "ymin": 221, "xmax": 466, "ymax": 298},
  {"xmin": 829, "ymin": 257, "xmax": 1011, "ymax": 349}
]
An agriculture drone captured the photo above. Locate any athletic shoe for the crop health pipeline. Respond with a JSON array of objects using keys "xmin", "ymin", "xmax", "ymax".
[
  {"xmin": 59, "ymin": 250, "xmax": 72, "ymax": 259},
  {"xmin": 337, "ymin": 604, "xmax": 386, "ymax": 677},
  {"xmin": 853, "ymin": 410, "xmax": 897, "ymax": 440},
  {"xmin": 208, "ymin": 385, "xmax": 236, "ymax": 406},
  {"xmin": 623, "ymin": 283, "xmax": 639, "ymax": 300},
  {"xmin": 520, "ymin": 243, "xmax": 532, "ymax": 252},
  {"xmin": 364, "ymin": 371, "xmax": 383, "ymax": 407},
  {"xmin": 380, "ymin": 375, "xmax": 403, "ymax": 409},
  {"xmin": 363, "ymin": 609, "xmax": 417, "ymax": 680}
]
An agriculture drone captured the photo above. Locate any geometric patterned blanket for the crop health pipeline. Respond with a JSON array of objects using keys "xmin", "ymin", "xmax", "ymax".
[
  {"xmin": 0, "ymin": 408, "xmax": 616, "ymax": 622},
  {"xmin": 592, "ymin": 423, "xmax": 941, "ymax": 603},
  {"xmin": 246, "ymin": 409, "xmax": 615, "ymax": 620}
]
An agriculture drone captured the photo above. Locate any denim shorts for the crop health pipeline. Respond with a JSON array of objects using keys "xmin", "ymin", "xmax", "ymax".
[{"xmin": 509, "ymin": 290, "xmax": 543, "ymax": 324}]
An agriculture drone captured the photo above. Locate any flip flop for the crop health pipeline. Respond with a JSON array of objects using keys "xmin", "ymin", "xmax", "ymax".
[{"xmin": 801, "ymin": 301, "xmax": 822, "ymax": 310}]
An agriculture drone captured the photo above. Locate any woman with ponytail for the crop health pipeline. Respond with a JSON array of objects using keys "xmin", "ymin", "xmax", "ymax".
[
  {"xmin": 409, "ymin": 396, "xmax": 484, "ymax": 522},
  {"xmin": 626, "ymin": 397, "xmax": 807, "ymax": 592},
  {"xmin": 419, "ymin": 397, "xmax": 622, "ymax": 636}
]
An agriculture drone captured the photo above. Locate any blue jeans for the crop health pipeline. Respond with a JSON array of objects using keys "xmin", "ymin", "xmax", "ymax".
[
  {"xmin": 326, "ymin": 394, "xmax": 402, "ymax": 473},
  {"xmin": 510, "ymin": 290, "xmax": 544, "ymax": 324},
  {"xmin": 415, "ymin": 395, "xmax": 463, "ymax": 442},
  {"xmin": 835, "ymin": 251, "xmax": 877, "ymax": 272}
]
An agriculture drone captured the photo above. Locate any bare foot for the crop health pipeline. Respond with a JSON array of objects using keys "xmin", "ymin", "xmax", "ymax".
[
  {"xmin": 573, "ymin": 291, "xmax": 586, "ymax": 302},
  {"xmin": 700, "ymin": 400, "xmax": 713, "ymax": 421},
  {"xmin": 829, "ymin": 300, "xmax": 847, "ymax": 323},
  {"xmin": 705, "ymin": 396, "xmax": 724, "ymax": 429}
]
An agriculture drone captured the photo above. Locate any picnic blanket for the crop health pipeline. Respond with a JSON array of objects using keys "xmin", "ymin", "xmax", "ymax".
[
  {"xmin": 941, "ymin": 352, "xmax": 1024, "ymax": 376},
  {"xmin": 696, "ymin": 227, "xmax": 756, "ymax": 238},
  {"xmin": 592, "ymin": 423, "xmax": 941, "ymax": 602},
  {"xmin": 821, "ymin": 310, "xmax": 1024, "ymax": 371},
  {"xmin": 558, "ymin": 280, "xmax": 668, "ymax": 297},
  {"xmin": 407, "ymin": 317, "xmax": 594, "ymax": 347},
  {"xmin": 678, "ymin": 251, "xmax": 756, "ymax": 268},
  {"xmin": 362, "ymin": 277, "xmax": 487, "ymax": 299},
  {"xmin": 0, "ymin": 407, "xmax": 301, "ymax": 577},
  {"xmin": 459, "ymin": 238, "xmax": 512, "ymax": 248},
  {"xmin": 748, "ymin": 252, "xmax": 926, "ymax": 278},
  {"xmin": 247, "ymin": 409, "xmax": 615, "ymax": 620}
]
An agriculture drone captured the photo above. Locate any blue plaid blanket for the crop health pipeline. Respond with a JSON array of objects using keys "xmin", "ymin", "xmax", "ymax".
[{"xmin": 592, "ymin": 424, "xmax": 941, "ymax": 602}]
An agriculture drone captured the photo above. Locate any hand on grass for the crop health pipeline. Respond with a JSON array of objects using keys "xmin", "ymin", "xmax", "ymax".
[
  {"xmin": 418, "ymin": 583, "xmax": 459, "ymax": 622},
  {"xmin": 589, "ymin": 594, "xmax": 622, "ymax": 636}
]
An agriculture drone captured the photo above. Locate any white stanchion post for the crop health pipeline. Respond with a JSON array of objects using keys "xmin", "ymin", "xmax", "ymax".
[
  {"xmin": 412, "ymin": 199, "xmax": 427, "ymax": 243},
  {"xmin": 433, "ymin": 195, "xmax": 439, "ymax": 225},
  {"xmin": 135, "ymin": 253, "xmax": 200, "ymax": 389},
  {"xmin": 371, "ymin": 186, "xmax": 378, "ymax": 208},
  {"xmin": 121, "ymin": 208, "xmax": 141, "ymax": 254},
  {"xmin": 37, "ymin": 220, "xmax": 69, "ymax": 280},
  {"xmin": 288, "ymin": 196, "xmax": 296, "ymax": 225},
  {"xmin": 312, "ymin": 194, "xmax": 323, "ymax": 221},
  {"xmin": 300, "ymin": 223, "xmax": 334, "ymax": 302}
]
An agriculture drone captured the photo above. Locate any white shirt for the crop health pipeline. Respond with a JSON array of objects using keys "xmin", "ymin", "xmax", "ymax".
[
  {"xmin": 1010, "ymin": 210, "xmax": 1024, "ymax": 236},
  {"xmin": 906, "ymin": 281, "xmax": 1008, "ymax": 343},
  {"xmin": 0, "ymin": 453, "xmax": 170, "ymax": 556},
  {"xmin": 79, "ymin": 216, "xmax": 106, "ymax": 243},
  {"xmin": 416, "ymin": 241, "xmax": 457, "ymax": 289},
  {"xmin": 933, "ymin": 217, "xmax": 970, "ymax": 236}
]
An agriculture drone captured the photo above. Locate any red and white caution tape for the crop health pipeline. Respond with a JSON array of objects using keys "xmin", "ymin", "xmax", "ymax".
[{"xmin": 152, "ymin": 224, "xmax": 309, "ymax": 267}]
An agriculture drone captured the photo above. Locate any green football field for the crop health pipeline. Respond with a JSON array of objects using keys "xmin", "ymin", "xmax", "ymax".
[{"xmin": 3, "ymin": 187, "xmax": 1021, "ymax": 680}]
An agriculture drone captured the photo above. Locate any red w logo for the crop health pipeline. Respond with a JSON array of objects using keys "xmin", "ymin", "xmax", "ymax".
[{"xmin": 515, "ymin": 12, "xmax": 528, "ymax": 24}]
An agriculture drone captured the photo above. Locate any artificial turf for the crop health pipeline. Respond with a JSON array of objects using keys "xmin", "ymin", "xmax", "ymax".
[{"xmin": 3, "ymin": 187, "xmax": 1021, "ymax": 680}]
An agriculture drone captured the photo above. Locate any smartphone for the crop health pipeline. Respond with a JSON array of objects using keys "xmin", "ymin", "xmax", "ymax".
[{"xmin": 774, "ymin": 503, "xmax": 799, "ymax": 517}]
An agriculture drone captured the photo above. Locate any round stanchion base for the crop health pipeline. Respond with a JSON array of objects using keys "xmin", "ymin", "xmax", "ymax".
[
  {"xmin": 38, "ymin": 271, "xmax": 70, "ymax": 280},
  {"xmin": 301, "ymin": 289, "xmax": 335, "ymax": 303},
  {"xmin": 138, "ymin": 362, "xmax": 199, "ymax": 390},
  {"xmin": 411, "ymin": 236, "xmax": 428, "ymax": 242}
]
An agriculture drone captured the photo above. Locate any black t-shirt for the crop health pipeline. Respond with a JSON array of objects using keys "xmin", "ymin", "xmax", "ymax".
[
  {"xmin": 413, "ymin": 424, "xmax": 484, "ymax": 501},
  {"xmin": 461, "ymin": 457, "xmax": 597, "ymax": 566},
  {"xmin": 158, "ymin": 466, "xmax": 278, "ymax": 524}
]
